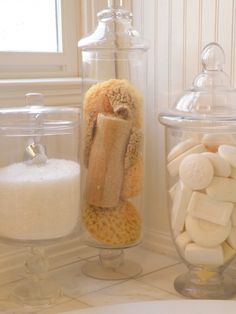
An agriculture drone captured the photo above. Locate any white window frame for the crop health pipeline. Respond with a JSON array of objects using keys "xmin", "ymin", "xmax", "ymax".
[
  {"xmin": 0, "ymin": 0, "xmax": 80, "ymax": 79},
  {"xmin": 0, "ymin": 0, "xmax": 132, "ymax": 107}
]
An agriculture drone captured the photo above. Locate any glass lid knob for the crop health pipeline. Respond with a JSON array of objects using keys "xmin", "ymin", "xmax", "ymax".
[
  {"xmin": 202, "ymin": 42, "xmax": 225, "ymax": 71},
  {"xmin": 193, "ymin": 42, "xmax": 230, "ymax": 89},
  {"xmin": 108, "ymin": 0, "xmax": 123, "ymax": 8},
  {"xmin": 25, "ymin": 93, "xmax": 44, "ymax": 106}
]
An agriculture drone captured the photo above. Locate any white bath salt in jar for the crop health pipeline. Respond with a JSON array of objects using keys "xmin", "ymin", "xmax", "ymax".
[
  {"xmin": 0, "ymin": 100, "xmax": 80, "ymax": 243},
  {"xmin": 0, "ymin": 159, "xmax": 80, "ymax": 240},
  {"xmin": 159, "ymin": 43, "xmax": 236, "ymax": 299}
]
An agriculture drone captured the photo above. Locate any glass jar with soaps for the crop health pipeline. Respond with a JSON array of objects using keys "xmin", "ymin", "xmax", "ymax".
[{"xmin": 159, "ymin": 43, "xmax": 236, "ymax": 299}]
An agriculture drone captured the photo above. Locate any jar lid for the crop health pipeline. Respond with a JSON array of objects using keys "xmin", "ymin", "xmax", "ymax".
[
  {"xmin": 78, "ymin": 0, "xmax": 149, "ymax": 51},
  {"xmin": 159, "ymin": 43, "xmax": 236, "ymax": 131},
  {"xmin": 0, "ymin": 94, "xmax": 79, "ymax": 136}
]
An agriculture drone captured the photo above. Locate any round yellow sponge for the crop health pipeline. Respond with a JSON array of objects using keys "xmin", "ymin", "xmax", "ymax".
[{"xmin": 82, "ymin": 201, "xmax": 141, "ymax": 246}]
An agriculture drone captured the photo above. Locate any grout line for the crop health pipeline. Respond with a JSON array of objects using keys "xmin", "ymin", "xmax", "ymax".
[
  {"xmin": 72, "ymin": 278, "xmax": 131, "ymax": 299},
  {"xmin": 136, "ymin": 262, "xmax": 182, "ymax": 279},
  {"xmin": 134, "ymin": 278, "xmax": 183, "ymax": 299},
  {"xmin": 49, "ymin": 253, "xmax": 99, "ymax": 274},
  {"xmin": 75, "ymin": 271, "xmax": 184, "ymax": 305},
  {"xmin": 72, "ymin": 261, "xmax": 182, "ymax": 300}
]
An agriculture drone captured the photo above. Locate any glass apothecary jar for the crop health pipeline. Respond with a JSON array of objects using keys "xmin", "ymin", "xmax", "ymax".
[
  {"xmin": 78, "ymin": 0, "xmax": 149, "ymax": 279},
  {"xmin": 0, "ymin": 94, "xmax": 80, "ymax": 305},
  {"xmin": 159, "ymin": 43, "xmax": 236, "ymax": 299}
]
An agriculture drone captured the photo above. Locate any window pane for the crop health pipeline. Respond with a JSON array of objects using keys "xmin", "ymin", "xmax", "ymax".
[{"xmin": 0, "ymin": 0, "xmax": 62, "ymax": 52}]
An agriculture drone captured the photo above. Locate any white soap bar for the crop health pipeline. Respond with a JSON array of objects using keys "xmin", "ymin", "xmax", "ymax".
[
  {"xmin": 179, "ymin": 154, "xmax": 214, "ymax": 190},
  {"xmin": 202, "ymin": 134, "xmax": 235, "ymax": 152},
  {"xmin": 218, "ymin": 145, "xmax": 236, "ymax": 167},
  {"xmin": 175, "ymin": 231, "xmax": 192, "ymax": 256},
  {"xmin": 169, "ymin": 182, "xmax": 178, "ymax": 200},
  {"xmin": 185, "ymin": 215, "xmax": 231, "ymax": 247},
  {"xmin": 187, "ymin": 192, "xmax": 233, "ymax": 226},
  {"xmin": 171, "ymin": 182, "xmax": 192, "ymax": 236},
  {"xmin": 167, "ymin": 144, "xmax": 206, "ymax": 177},
  {"xmin": 231, "ymin": 205, "xmax": 236, "ymax": 227},
  {"xmin": 167, "ymin": 139, "xmax": 199, "ymax": 162},
  {"xmin": 206, "ymin": 177, "xmax": 236, "ymax": 202},
  {"xmin": 222, "ymin": 241, "xmax": 236, "ymax": 262},
  {"xmin": 202, "ymin": 152, "xmax": 231, "ymax": 177},
  {"xmin": 227, "ymin": 227, "xmax": 236, "ymax": 249},
  {"xmin": 185, "ymin": 243, "xmax": 224, "ymax": 266}
]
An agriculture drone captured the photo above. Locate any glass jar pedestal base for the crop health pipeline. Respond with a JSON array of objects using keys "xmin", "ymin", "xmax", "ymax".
[
  {"xmin": 174, "ymin": 267, "xmax": 236, "ymax": 299},
  {"xmin": 82, "ymin": 248, "xmax": 142, "ymax": 280},
  {"xmin": 11, "ymin": 247, "xmax": 62, "ymax": 306},
  {"xmin": 12, "ymin": 278, "xmax": 62, "ymax": 306}
]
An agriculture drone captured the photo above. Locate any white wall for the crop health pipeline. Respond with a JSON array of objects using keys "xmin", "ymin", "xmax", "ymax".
[{"xmin": 133, "ymin": 0, "xmax": 236, "ymax": 253}]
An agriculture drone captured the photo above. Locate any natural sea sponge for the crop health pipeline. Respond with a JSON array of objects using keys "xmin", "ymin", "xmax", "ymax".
[
  {"xmin": 83, "ymin": 79, "xmax": 143, "ymax": 128},
  {"xmin": 83, "ymin": 117, "xmax": 96, "ymax": 168},
  {"xmin": 124, "ymin": 128, "xmax": 143, "ymax": 170},
  {"xmin": 82, "ymin": 201, "xmax": 141, "ymax": 245},
  {"xmin": 122, "ymin": 157, "xmax": 143, "ymax": 199}
]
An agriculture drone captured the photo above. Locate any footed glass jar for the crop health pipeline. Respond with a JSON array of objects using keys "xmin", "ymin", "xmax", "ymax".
[
  {"xmin": 0, "ymin": 93, "xmax": 80, "ymax": 305},
  {"xmin": 78, "ymin": 0, "xmax": 148, "ymax": 279},
  {"xmin": 159, "ymin": 43, "xmax": 236, "ymax": 299}
]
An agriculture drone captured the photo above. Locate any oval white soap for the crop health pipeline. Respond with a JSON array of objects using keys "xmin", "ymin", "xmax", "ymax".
[
  {"xmin": 218, "ymin": 145, "xmax": 236, "ymax": 167},
  {"xmin": 185, "ymin": 215, "xmax": 231, "ymax": 247},
  {"xmin": 167, "ymin": 139, "xmax": 198, "ymax": 162},
  {"xmin": 202, "ymin": 134, "xmax": 235, "ymax": 151},
  {"xmin": 179, "ymin": 154, "xmax": 214, "ymax": 190},
  {"xmin": 202, "ymin": 152, "xmax": 231, "ymax": 177}
]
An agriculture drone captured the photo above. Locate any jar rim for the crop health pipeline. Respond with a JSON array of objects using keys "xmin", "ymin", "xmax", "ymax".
[
  {"xmin": 159, "ymin": 112, "xmax": 236, "ymax": 132},
  {"xmin": 0, "ymin": 106, "xmax": 80, "ymax": 136}
]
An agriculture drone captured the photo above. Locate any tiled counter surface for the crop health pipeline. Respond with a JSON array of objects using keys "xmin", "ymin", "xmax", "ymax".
[{"xmin": 1, "ymin": 246, "xmax": 236, "ymax": 313}]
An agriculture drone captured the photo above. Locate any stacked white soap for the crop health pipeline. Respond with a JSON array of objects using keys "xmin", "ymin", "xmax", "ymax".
[
  {"xmin": 168, "ymin": 134, "xmax": 236, "ymax": 267},
  {"xmin": 0, "ymin": 159, "xmax": 80, "ymax": 241}
]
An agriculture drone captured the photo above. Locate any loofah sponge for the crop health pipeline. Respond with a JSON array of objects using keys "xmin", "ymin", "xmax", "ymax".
[
  {"xmin": 83, "ymin": 117, "xmax": 96, "ymax": 168},
  {"xmin": 124, "ymin": 127, "xmax": 143, "ymax": 170},
  {"xmin": 82, "ymin": 201, "xmax": 141, "ymax": 245},
  {"xmin": 122, "ymin": 157, "xmax": 143, "ymax": 199}
]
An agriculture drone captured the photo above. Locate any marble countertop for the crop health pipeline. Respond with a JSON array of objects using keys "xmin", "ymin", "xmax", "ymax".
[{"xmin": 0, "ymin": 246, "xmax": 236, "ymax": 313}]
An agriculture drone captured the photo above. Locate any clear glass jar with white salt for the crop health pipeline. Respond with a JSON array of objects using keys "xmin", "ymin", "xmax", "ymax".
[{"xmin": 0, "ymin": 93, "xmax": 80, "ymax": 304}]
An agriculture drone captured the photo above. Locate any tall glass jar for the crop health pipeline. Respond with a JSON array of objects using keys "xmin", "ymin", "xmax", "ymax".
[
  {"xmin": 159, "ymin": 43, "xmax": 236, "ymax": 299},
  {"xmin": 0, "ymin": 93, "xmax": 80, "ymax": 305},
  {"xmin": 78, "ymin": 0, "xmax": 148, "ymax": 279}
]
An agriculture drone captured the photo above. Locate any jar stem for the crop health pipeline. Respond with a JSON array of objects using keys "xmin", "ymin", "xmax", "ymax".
[
  {"xmin": 11, "ymin": 247, "xmax": 62, "ymax": 305},
  {"xmin": 99, "ymin": 249, "xmax": 124, "ymax": 269},
  {"xmin": 108, "ymin": 0, "xmax": 123, "ymax": 8}
]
